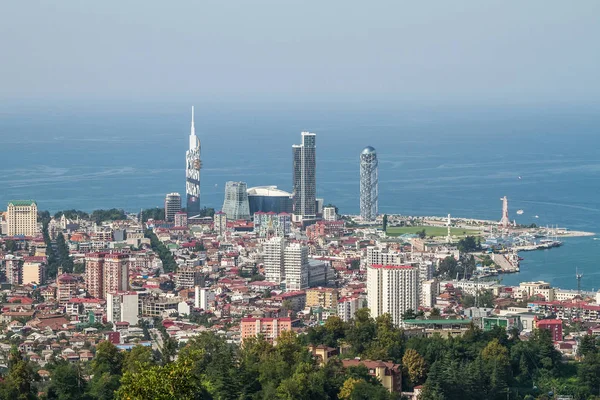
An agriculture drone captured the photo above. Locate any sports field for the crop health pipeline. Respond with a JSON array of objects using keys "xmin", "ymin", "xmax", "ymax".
[{"xmin": 386, "ymin": 225, "xmax": 481, "ymax": 237}]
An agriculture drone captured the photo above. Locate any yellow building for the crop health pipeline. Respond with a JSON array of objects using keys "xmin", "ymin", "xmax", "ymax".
[
  {"xmin": 7, "ymin": 200, "xmax": 38, "ymax": 236},
  {"xmin": 22, "ymin": 259, "xmax": 46, "ymax": 285},
  {"xmin": 306, "ymin": 287, "xmax": 339, "ymax": 309}
]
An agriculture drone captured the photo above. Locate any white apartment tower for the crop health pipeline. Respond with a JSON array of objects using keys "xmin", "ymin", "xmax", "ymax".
[
  {"xmin": 264, "ymin": 237, "xmax": 286, "ymax": 284},
  {"xmin": 7, "ymin": 200, "xmax": 38, "ymax": 236},
  {"xmin": 367, "ymin": 264, "xmax": 419, "ymax": 326},
  {"xmin": 284, "ymin": 243, "xmax": 309, "ymax": 291},
  {"xmin": 164, "ymin": 192, "xmax": 182, "ymax": 222}
]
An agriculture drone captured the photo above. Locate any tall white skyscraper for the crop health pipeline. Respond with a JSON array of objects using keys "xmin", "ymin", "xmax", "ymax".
[
  {"xmin": 264, "ymin": 237, "xmax": 286, "ymax": 284},
  {"xmin": 186, "ymin": 107, "xmax": 201, "ymax": 217},
  {"xmin": 292, "ymin": 132, "xmax": 316, "ymax": 222},
  {"xmin": 360, "ymin": 146, "xmax": 378, "ymax": 221},
  {"xmin": 222, "ymin": 181, "xmax": 251, "ymax": 220},
  {"xmin": 284, "ymin": 243, "xmax": 309, "ymax": 291},
  {"xmin": 164, "ymin": 192, "xmax": 181, "ymax": 222},
  {"xmin": 367, "ymin": 264, "xmax": 419, "ymax": 326}
]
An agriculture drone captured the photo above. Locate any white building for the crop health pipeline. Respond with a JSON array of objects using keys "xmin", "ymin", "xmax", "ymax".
[
  {"xmin": 194, "ymin": 286, "xmax": 215, "ymax": 310},
  {"xmin": 264, "ymin": 237, "xmax": 286, "ymax": 284},
  {"xmin": 338, "ymin": 295, "xmax": 366, "ymax": 322},
  {"xmin": 284, "ymin": 243, "xmax": 309, "ymax": 291},
  {"xmin": 323, "ymin": 207, "xmax": 337, "ymax": 222},
  {"xmin": 366, "ymin": 246, "xmax": 407, "ymax": 268},
  {"xmin": 367, "ymin": 264, "xmax": 419, "ymax": 326},
  {"xmin": 421, "ymin": 279, "xmax": 439, "ymax": 308},
  {"xmin": 164, "ymin": 193, "xmax": 182, "ymax": 222},
  {"xmin": 6, "ymin": 200, "xmax": 38, "ymax": 237},
  {"xmin": 106, "ymin": 292, "xmax": 139, "ymax": 325}
]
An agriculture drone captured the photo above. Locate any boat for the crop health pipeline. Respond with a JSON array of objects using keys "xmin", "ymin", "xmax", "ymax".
[
  {"xmin": 516, "ymin": 210, "xmax": 524, "ymax": 215},
  {"xmin": 535, "ymin": 215, "xmax": 539, "ymax": 219}
]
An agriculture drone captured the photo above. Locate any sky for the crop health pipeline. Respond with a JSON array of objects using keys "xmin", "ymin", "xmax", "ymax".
[{"xmin": 1, "ymin": 1, "xmax": 600, "ymax": 107}]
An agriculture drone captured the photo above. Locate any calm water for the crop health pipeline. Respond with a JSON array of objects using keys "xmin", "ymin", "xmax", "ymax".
[{"xmin": 1, "ymin": 103, "xmax": 599, "ymax": 290}]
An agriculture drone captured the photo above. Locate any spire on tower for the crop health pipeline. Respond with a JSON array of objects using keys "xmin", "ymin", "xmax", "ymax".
[{"xmin": 191, "ymin": 106, "xmax": 195, "ymax": 136}]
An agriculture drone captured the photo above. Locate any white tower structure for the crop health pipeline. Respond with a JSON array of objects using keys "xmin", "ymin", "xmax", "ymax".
[
  {"xmin": 360, "ymin": 146, "xmax": 378, "ymax": 221},
  {"xmin": 500, "ymin": 196, "xmax": 510, "ymax": 228},
  {"xmin": 446, "ymin": 214, "xmax": 452, "ymax": 243},
  {"xmin": 186, "ymin": 107, "xmax": 201, "ymax": 217}
]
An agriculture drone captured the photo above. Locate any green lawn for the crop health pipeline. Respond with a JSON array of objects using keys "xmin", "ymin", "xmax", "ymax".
[{"xmin": 386, "ymin": 225, "xmax": 481, "ymax": 237}]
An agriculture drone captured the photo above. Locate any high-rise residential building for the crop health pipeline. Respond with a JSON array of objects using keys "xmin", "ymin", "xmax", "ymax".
[
  {"xmin": 107, "ymin": 291, "xmax": 139, "ymax": 325},
  {"xmin": 323, "ymin": 206, "xmax": 337, "ymax": 222},
  {"xmin": 337, "ymin": 295, "xmax": 366, "ymax": 322},
  {"xmin": 164, "ymin": 193, "xmax": 182, "ymax": 222},
  {"xmin": 85, "ymin": 252, "xmax": 106, "ymax": 299},
  {"xmin": 22, "ymin": 257, "xmax": 46, "ymax": 285},
  {"xmin": 292, "ymin": 132, "xmax": 317, "ymax": 222},
  {"xmin": 222, "ymin": 181, "xmax": 251, "ymax": 220},
  {"xmin": 4, "ymin": 255, "xmax": 23, "ymax": 285},
  {"xmin": 366, "ymin": 246, "xmax": 407, "ymax": 268},
  {"xmin": 241, "ymin": 317, "xmax": 292, "ymax": 344},
  {"xmin": 213, "ymin": 212, "xmax": 227, "ymax": 236},
  {"xmin": 253, "ymin": 212, "xmax": 291, "ymax": 238},
  {"xmin": 6, "ymin": 200, "xmax": 38, "ymax": 236},
  {"xmin": 174, "ymin": 212, "xmax": 188, "ymax": 227},
  {"xmin": 186, "ymin": 107, "xmax": 201, "ymax": 217},
  {"xmin": 306, "ymin": 287, "xmax": 339, "ymax": 309},
  {"xmin": 57, "ymin": 274, "xmax": 78, "ymax": 305},
  {"xmin": 367, "ymin": 264, "xmax": 419, "ymax": 326},
  {"xmin": 284, "ymin": 243, "xmax": 309, "ymax": 291},
  {"xmin": 103, "ymin": 254, "xmax": 129, "ymax": 299},
  {"xmin": 360, "ymin": 147, "xmax": 378, "ymax": 221},
  {"xmin": 264, "ymin": 237, "xmax": 286, "ymax": 284},
  {"xmin": 176, "ymin": 266, "xmax": 205, "ymax": 289}
]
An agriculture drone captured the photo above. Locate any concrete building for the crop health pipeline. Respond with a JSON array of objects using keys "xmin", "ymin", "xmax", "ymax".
[
  {"xmin": 307, "ymin": 259, "xmax": 334, "ymax": 287},
  {"xmin": 264, "ymin": 237, "xmax": 286, "ymax": 284},
  {"xmin": 247, "ymin": 186, "xmax": 293, "ymax": 214},
  {"xmin": 106, "ymin": 291, "xmax": 139, "ymax": 325},
  {"xmin": 366, "ymin": 246, "xmax": 407, "ymax": 268},
  {"xmin": 253, "ymin": 212, "xmax": 291, "ymax": 238},
  {"xmin": 367, "ymin": 264, "xmax": 419, "ymax": 326},
  {"xmin": 4, "ymin": 255, "xmax": 22, "ymax": 285},
  {"xmin": 103, "ymin": 254, "xmax": 129, "ymax": 299},
  {"xmin": 176, "ymin": 266, "xmax": 204, "ymax": 289},
  {"xmin": 213, "ymin": 212, "xmax": 227, "ymax": 236},
  {"xmin": 164, "ymin": 193, "xmax": 182, "ymax": 222},
  {"xmin": 341, "ymin": 359, "xmax": 401, "ymax": 393},
  {"xmin": 85, "ymin": 253, "xmax": 105, "ymax": 299},
  {"xmin": 292, "ymin": 132, "xmax": 317, "ymax": 222},
  {"xmin": 421, "ymin": 279, "xmax": 439, "ymax": 308},
  {"xmin": 517, "ymin": 281, "xmax": 554, "ymax": 301},
  {"xmin": 57, "ymin": 274, "xmax": 78, "ymax": 305},
  {"xmin": 536, "ymin": 319, "xmax": 563, "ymax": 341},
  {"xmin": 240, "ymin": 317, "xmax": 292, "ymax": 344},
  {"xmin": 222, "ymin": 181, "xmax": 251, "ymax": 220},
  {"xmin": 194, "ymin": 286, "xmax": 214, "ymax": 310},
  {"xmin": 359, "ymin": 146, "xmax": 378, "ymax": 221},
  {"xmin": 22, "ymin": 258, "xmax": 46, "ymax": 285},
  {"xmin": 337, "ymin": 295, "xmax": 366, "ymax": 322},
  {"xmin": 6, "ymin": 200, "xmax": 38, "ymax": 236},
  {"xmin": 284, "ymin": 243, "xmax": 309, "ymax": 291},
  {"xmin": 186, "ymin": 107, "xmax": 202, "ymax": 217},
  {"xmin": 323, "ymin": 206, "xmax": 337, "ymax": 222},
  {"xmin": 174, "ymin": 212, "xmax": 188, "ymax": 227},
  {"xmin": 306, "ymin": 287, "xmax": 339, "ymax": 309}
]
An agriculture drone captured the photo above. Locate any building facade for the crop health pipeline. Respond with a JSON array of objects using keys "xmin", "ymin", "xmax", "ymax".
[
  {"xmin": 284, "ymin": 243, "xmax": 309, "ymax": 291},
  {"xmin": 164, "ymin": 193, "xmax": 182, "ymax": 222},
  {"xmin": 367, "ymin": 264, "xmax": 419, "ymax": 326},
  {"xmin": 306, "ymin": 287, "xmax": 339, "ymax": 309},
  {"xmin": 213, "ymin": 212, "xmax": 227, "ymax": 236},
  {"xmin": 186, "ymin": 107, "xmax": 201, "ymax": 217},
  {"xmin": 264, "ymin": 237, "xmax": 286, "ymax": 284},
  {"xmin": 222, "ymin": 181, "xmax": 251, "ymax": 220},
  {"xmin": 247, "ymin": 186, "xmax": 293, "ymax": 214},
  {"xmin": 240, "ymin": 317, "xmax": 292, "ymax": 343},
  {"xmin": 106, "ymin": 291, "xmax": 139, "ymax": 325},
  {"xmin": 6, "ymin": 200, "xmax": 38, "ymax": 236},
  {"xmin": 292, "ymin": 132, "xmax": 316, "ymax": 222},
  {"xmin": 174, "ymin": 212, "xmax": 188, "ymax": 227},
  {"xmin": 359, "ymin": 147, "xmax": 378, "ymax": 221},
  {"xmin": 323, "ymin": 206, "xmax": 337, "ymax": 222},
  {"xmin": 22, "ymin": 259, "xmax": 46, "ymax": 285},
  {"xmin": 103, "ymin": 254, "xmax": 129, "ymax": 299},
  {"xmin": 85, "ymin": 253, "xmax": 105, "ymax": 299},
  {"xmin": 253, "ymin": 212, "xmax": 291, "ymax": 238}
]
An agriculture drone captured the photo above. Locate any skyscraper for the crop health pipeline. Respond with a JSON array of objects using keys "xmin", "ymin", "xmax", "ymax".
[
  {"xmin": 164, "ymin": 192, "xmax": 181, "ymax": 222},
  {"xmin": 6, "ymin": 200, "xmax": 38, "ymax": 236},
  {"xmin": 360, "ymin": 146, "xmax": 378, "ymax": 221},
  {"xmin": 292, "ymin": 132, "xmax": 316, "ymax": 222},
  {"xmin": 367, "ymin": 264, "xmax": 418, "ymax": 326},
  {"xmin": 284, "ymin": 243, "xmax": 309, "ymax": 291},
  {"xmin": 221, "ymin": 181, "xmax": 251, "ymax": 220},
  {"xmin": 186, "ymin": 107, "xmax": 201, "ymax": 217}
]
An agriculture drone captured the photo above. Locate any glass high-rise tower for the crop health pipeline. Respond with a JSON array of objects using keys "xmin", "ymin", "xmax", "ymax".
[
  {"xmin": 292, "ymin": 132, "xmax": 316, "ymax": 222},
  {"xmin": 222, "ymin": 181, "xmax": 251, "ymax": 220},
  {"xmin": 186, "ymin": 107, "xmax": 201, "ymax": 217},
  {"xmin": 360, "ymin": 146, "xmax": 378, "ymax": 220}
]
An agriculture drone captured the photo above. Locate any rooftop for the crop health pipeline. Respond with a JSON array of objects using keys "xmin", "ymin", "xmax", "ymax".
[
  {"xmin": 247, "ymin": 186, "xmax": 292, "ymax": 197},
  {"xmin": 8, "ymin": 200, "xmax": 37, "ymax": 206}
]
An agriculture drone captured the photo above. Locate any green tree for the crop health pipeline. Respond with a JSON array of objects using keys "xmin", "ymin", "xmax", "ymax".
[
  {"xmin": 457, "ymin": 236, "xmax": 481, "ymax": 253},
  {"xmin": 46, "ymin": 360, "xmax": 87, "ymax": 400},
  {"xmin": 122, "ymin": 345, "xmax": 154, "ymax": 375},
  {"xmin": 403, "ymin": 348, "xmax": 427, "ymax": 387},
  {"xmin": 345, "ymin": 308, "xmax": 376, "ymax": 355}
]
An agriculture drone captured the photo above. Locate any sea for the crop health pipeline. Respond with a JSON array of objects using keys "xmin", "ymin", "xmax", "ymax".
[{"xmin": 1, "ymin": 102, "xmax": 599, "ymax": 290}]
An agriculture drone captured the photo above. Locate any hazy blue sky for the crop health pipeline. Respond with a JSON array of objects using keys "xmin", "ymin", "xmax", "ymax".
[{"xmin": 2, "ymin": 1, "xmax": 599, "ymax": 105}]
